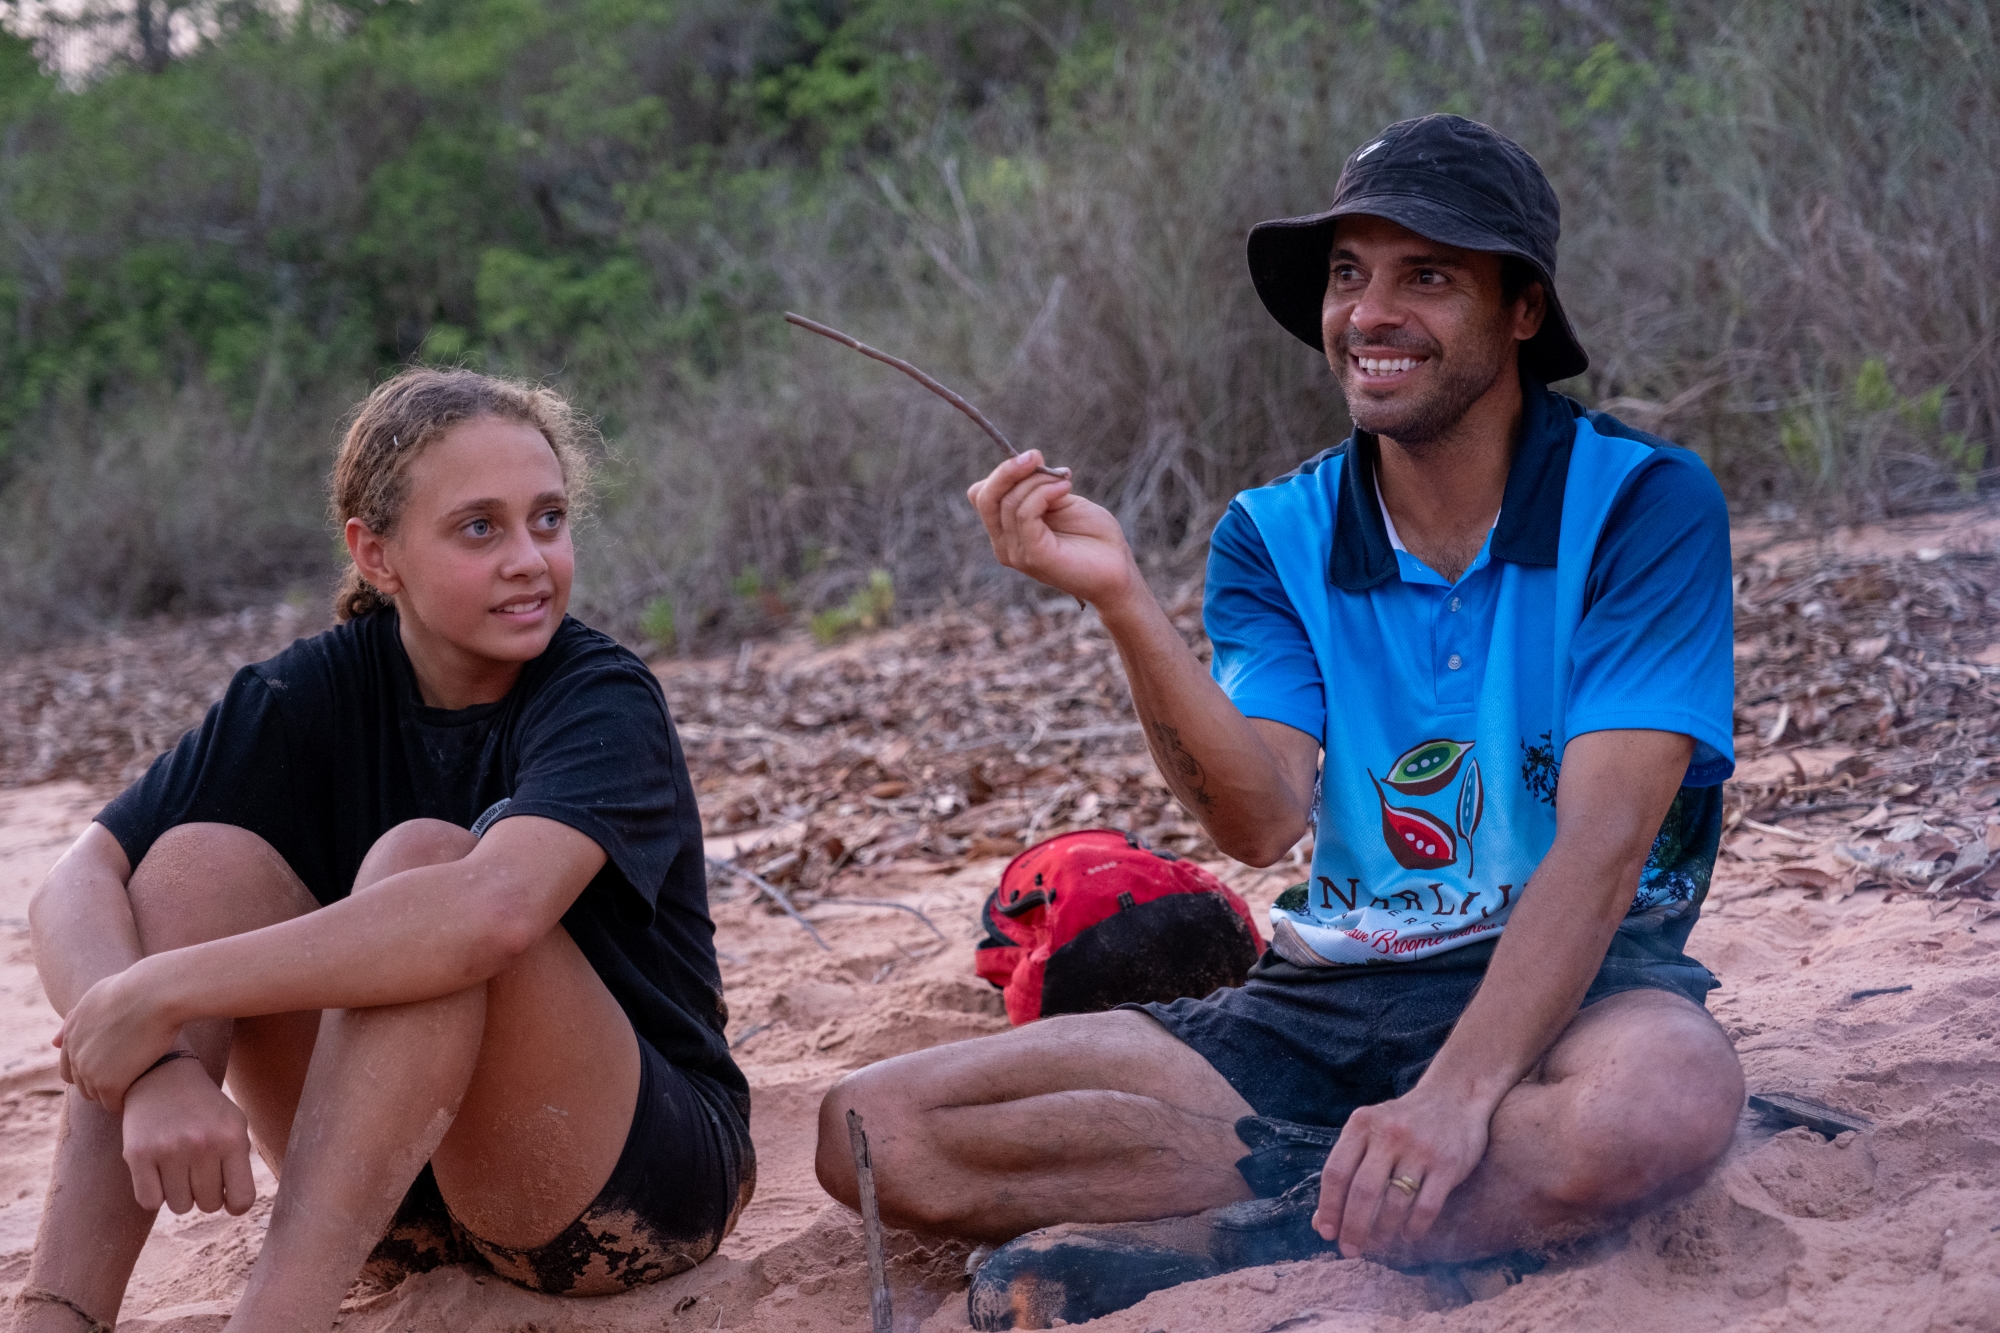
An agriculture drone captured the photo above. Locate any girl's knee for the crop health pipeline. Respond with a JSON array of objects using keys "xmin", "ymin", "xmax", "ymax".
[
  {"xmin": 357, "ymin": 819, "xmax": 478, "ymax": 889},
  {"xmin": 137, "ymin": 821, "xmax": 282, "ymax": 880},
  {"xmin": 130, "ymin": 823, "xmax": 308, "ymax": 930}
]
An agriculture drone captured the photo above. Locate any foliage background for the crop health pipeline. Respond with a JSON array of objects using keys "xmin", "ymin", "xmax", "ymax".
[{"xmin": 0, "ymin": 0, "xmax": 1994, "ymax": 646}]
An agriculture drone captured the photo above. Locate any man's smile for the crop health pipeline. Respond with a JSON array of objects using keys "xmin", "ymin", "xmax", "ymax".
[{"xmin": 1349, "ymin": 351, "xmax": 1430, "ymax": 386}]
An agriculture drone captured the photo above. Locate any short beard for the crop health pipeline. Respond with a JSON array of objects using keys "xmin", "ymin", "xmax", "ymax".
[{"xmin": 1339, "ymin": 333, "xmax": 1512, "ymax": 453}]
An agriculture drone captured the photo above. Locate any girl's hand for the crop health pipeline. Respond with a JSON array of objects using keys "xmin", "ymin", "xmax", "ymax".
[
  {"xmin": 55, "ymin": 963, "xmax": 179, "ymax": 1115},
  {"xmin": 120, "ymin": 1056, "xmax": 258, "ymax": 1215}
]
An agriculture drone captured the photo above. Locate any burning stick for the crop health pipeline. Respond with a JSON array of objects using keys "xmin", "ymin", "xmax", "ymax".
[
  {"xmin": 846, "ymin": 1109, "xmax": 894, "ymax": 1333},
  {"xmin": 784, "ymin": 312, "xmax": 1069, "ymax": 479}
]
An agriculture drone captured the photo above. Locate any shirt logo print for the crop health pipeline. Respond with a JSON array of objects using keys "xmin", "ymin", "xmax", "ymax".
[{"xmin": 1368, "ymin": 737, "xmax": 1483, "ymax": 872}]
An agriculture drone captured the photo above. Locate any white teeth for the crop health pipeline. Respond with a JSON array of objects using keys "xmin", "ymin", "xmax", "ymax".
[{"xmin": 1357, "ymin": 356, "xmax": 1419, "ymax": 374}]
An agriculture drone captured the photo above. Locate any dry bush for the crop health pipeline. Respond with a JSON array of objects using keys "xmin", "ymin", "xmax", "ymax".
[
  {"xmin": 581, "ymin": 1, "xmax": 1999, "ymax": 643},
  {"xmin": 0, "ymin": 381, "xmax": 338, "ymax": 639}
]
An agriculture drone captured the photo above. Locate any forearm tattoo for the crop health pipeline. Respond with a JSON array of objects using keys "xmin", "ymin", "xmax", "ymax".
[{"xmin": 1150, "ymin": 721, "xmax": 1214, "ymax": 810}]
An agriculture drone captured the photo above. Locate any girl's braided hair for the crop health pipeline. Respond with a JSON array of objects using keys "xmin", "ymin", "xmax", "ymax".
[{"xmin": 329, "ymin": 368, "xmax": 596, "ymax": 622}]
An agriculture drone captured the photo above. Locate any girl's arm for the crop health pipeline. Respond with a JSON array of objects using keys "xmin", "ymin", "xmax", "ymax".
[
  {"xmin": 31, "ymin": 824, "xmax": 143, "ymax": 1015},
  {"xmin": 34, "ymin": 825, "xmax": 260, "ymax": 1213},
  {"xmin": 56, "ymin": 814, "xmax": 608, "ymax": 1108}
]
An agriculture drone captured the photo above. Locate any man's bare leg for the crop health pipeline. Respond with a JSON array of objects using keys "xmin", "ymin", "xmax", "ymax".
[
  {"xmin": 227, "ymin": 819, "xmax": 639, "ymax": 1329},
  {"xmin": 1390, "ymin": 988, "xmax": 1742, "ymax": 1264},
  {"xmin": 819, "ymin": 989, "xmax": 1740, "ymax": 1259},
  {"xmin": 818, "ymin": 1010, "xmax": 1256, "ymax": 1240},
  {"xmin": 14, "ymin": 825, "xmax": 318, "ymax": 1333}
]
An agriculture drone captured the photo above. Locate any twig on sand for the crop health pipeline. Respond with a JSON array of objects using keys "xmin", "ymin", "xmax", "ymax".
[
  {"xmin": 799, "ymin": 894, "xmax": 948, "ymax": 941},
  {"xmin": 784, "ymin": 311, "xmax": 1069, "ymax": 479},
  {"xmin": 846, "ymin": 1110, "xmax": 894, "ymax": 1333},
  {"xmin": 706, "ymin": 856, "xmax": 831, "ymax": 952}
]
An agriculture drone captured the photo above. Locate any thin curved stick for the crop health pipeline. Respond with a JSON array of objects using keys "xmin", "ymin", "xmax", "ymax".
[
  {"xmin": 707, "ymin": 856, "xmax": 831, "ymax": 952},
  {"xmin": 784, "ymin": 312, "xmax": 1068, "ymax": 479},
  {"xmin": 799, "ymin": 894, "xmax": 948, "ymax": 942}
]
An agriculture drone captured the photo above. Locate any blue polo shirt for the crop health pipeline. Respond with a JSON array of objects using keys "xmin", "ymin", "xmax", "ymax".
[{"xmin": 1208, "ymin": 379, "xmax": 1734, "ymax": 968}]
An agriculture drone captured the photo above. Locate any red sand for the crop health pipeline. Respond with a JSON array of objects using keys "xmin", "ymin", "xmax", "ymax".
[{"xmin": 1, "ymin": 775, "xmax": 1995, "ymax": 1332}]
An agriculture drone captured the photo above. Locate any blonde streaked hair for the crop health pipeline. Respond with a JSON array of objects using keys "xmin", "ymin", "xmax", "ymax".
[{"xmin": 328, "ymin": 368, "xmax": 595, "ymax": 621}]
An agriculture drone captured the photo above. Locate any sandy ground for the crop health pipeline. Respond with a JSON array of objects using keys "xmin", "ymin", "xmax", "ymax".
[{"xmin": 0, "ymin": 770, "xmax": 1995, "ymax": 1332}]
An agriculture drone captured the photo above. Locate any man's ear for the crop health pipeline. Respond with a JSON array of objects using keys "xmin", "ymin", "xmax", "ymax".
[
  {"xmin": 1512, "ymin": 281, "xmax": 1548, "ymax": 343},
  {"xmin": 345, "ymin": 517, "xmax": 402, "ymax": 597}
]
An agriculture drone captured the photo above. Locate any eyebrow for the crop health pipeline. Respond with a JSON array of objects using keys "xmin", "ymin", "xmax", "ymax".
[
  {"xmin": 1330, "ymin": 247, "xmax": 1471, "ymax": 270},
  {"xmin": 443, "ymin": 490, "xmax": 569, "ymax": 519}
]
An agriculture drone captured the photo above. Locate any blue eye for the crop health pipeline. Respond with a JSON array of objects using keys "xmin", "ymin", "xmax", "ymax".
[{"xmin": 466, "ymin": 518, "xmax": 492, "ymax": 538}]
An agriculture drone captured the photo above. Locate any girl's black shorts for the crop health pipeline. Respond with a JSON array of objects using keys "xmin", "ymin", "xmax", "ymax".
[{"xmin": 365, "ymin": 1038, "xmax": 755, "ymax": 1296}]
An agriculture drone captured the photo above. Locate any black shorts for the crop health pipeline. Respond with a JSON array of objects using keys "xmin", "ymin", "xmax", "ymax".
[
  {"xmin": 1137, "ymin": 923, "xmax": 1716, "ymax": 1133},
  {"xmin": 365, "ymin": 1038, "xmax": 755, "ymax": 1296}
]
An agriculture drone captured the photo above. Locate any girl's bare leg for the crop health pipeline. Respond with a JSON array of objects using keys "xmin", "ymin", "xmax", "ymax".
[
  {"xmin": 15, "ymin": 825, "xmax": 319, "ymax": 1333},
  {"xmin": 226, "ymin": 819, "xmax": 640, "ymax": 1330}
]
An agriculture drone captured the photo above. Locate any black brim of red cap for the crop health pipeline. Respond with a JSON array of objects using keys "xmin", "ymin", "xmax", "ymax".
[{"xmin": 1247, "ymin": 196, "xmax": 1590, "ymax": 384}]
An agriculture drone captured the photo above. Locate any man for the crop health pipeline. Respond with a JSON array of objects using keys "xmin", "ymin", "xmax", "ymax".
[{"xmin": 817, "ymin": 115, "xmax": 1744, "ymax": 1328}]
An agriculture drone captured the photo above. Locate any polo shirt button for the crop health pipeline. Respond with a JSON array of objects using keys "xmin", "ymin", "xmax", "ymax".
[
  {"xmin": 1449, "ymin": 597, "xmax": 1462, "ymax": 612},
  {"xmin": 1447, "ymin": 653, "xmax": 1463, "ymax": 670}
]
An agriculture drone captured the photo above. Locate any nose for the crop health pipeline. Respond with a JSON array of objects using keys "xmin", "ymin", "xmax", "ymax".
[
  {"xmin": 498, "ymin": 525, "xmax": 548, "ymax": 581},
  {"xmin": 1346, "ymin": 269, "xmax": 1408, "ymax": 342}
]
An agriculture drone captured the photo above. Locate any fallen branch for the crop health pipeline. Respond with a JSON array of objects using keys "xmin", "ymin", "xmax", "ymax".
[
  {"xmin": 706, "ymin": 856, "xmax": 831, "ymax": 952},
  {"xmin": 799, "ymin": 894, "xmax": 948, "ymax": 941},
  {"xmin": 846, "ymin": 1109, "xmax": 894, "ymax": 1333},
  {"xmin": 784, "ymin": 311, "xmax": 1069, "ymax": 479}
]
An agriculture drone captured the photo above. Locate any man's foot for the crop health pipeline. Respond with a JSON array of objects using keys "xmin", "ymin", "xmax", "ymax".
[{"xmin": 967, "ymin": 1178, "xmax": 1335, "ymax": 1330}]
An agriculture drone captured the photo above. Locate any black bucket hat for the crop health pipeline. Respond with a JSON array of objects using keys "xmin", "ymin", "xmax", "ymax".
[{"xmin": 1247, "ymin": 114, "xmax": 1589, "ymax": 383}]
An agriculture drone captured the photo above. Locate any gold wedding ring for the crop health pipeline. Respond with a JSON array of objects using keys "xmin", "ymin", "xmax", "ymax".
[{"xmin": 1390, "ymin": 1174, "xmax": 1422, "ymax": 1197}]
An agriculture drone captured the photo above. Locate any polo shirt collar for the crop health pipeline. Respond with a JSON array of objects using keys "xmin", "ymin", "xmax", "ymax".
[{"xmin": 1327, "ymin": 375, "xmax": 1573, "ymax": 591}]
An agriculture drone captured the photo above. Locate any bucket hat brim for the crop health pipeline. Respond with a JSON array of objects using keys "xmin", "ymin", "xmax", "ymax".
[{"xmin": 1248, "ymin": 194, "xmax": 1590, "ymax": 383}]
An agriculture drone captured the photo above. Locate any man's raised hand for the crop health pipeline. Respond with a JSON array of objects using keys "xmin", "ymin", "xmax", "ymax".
[{"xmin": 967, "ymin": 451, "xmax": 1140, "ymax": 610}]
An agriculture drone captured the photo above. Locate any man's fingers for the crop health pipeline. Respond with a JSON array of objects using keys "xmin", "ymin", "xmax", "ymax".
[
  {"xmin": 1369, "ymin": 1167, "xmax": 1423, "ymax": 1252},
  {"xmin": 1312, "ymin": 1127, "xmax": 1369, "ymax": 1237},
  {"xmin": 1401, "ymin": 1170, "xmax": 1454, "ymax": 1245},
  {"xmin": 993, "ymin": 466, "xmax": 1070, "ymax": 533},
  {"xmin": 1000, "ymin": 475, "xmax": 1073, "ymax": 547},
  {"xmin": 222, "ymin": 1142, "xmax": 258, "ymax": 1216},
  {"xmin": 1337, "ymin": 1143, "xmax": 1397, "ymax": 1254},
  {"xmin": 970, "ymin": 451, "xmax": 1048, "ymax": 522}
]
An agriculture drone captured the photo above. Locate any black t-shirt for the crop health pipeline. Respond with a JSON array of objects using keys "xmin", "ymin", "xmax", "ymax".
[{"xmin": 97, "ymin": 610, "xmax": 746, "ymax": 1113}]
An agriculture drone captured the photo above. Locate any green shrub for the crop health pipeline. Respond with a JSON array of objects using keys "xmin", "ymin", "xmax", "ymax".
[{"xmin": 810, "ymin": 568, "xmax": 895, "ymax": 644}]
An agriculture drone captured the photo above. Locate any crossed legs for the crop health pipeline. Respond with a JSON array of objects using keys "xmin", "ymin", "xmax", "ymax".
[
  {"xmin": 17, "ymin": 820, "xmax": 639, "ymax": 1331},
  {"xmin": 818, "ymin": 990, "xmax": 1742, "ymax": 1262}
]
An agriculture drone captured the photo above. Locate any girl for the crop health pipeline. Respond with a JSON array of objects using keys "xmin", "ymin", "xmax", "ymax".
[{"xmin": 19, "ymin": 369, "xmax": 751, "ymax": 1331}]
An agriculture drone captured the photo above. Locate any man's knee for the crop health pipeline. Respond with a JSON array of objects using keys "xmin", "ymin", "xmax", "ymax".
[
  {"xmin": 815, "ymin": 1060, "xmax": 962, "ymax": 1230},
  {"xmin": 1550, "ymin": 1007, "xmax": 1743, "ymax": 1212},
  {"xmin": 816, "ymin": 1065, "xmax": 890, "ymax": 1212},
  {"xmin": 355, "ymin": 818, "xmax": 478, "ymax": 890}
]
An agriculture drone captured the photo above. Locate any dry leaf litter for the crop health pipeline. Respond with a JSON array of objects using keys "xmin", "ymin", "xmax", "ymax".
[{"xmin": 6, "ymin": 546, "xmax": 2000, "ymax": 927}]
